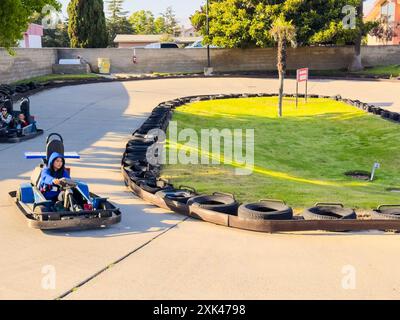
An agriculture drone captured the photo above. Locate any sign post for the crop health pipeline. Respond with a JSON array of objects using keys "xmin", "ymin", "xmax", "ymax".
[
  {"xmin": 370, "ymin": 162, "xmax": 381, "ymax": 181},
  {"xmin": 296, "ymin": 68, "xmax": 309, "ymax": 108},
  {"xmin": 133, "ymin": 48, "xmax": 137, "ymax": 64}
]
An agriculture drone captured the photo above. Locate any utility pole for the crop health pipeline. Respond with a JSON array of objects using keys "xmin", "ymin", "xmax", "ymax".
[{"xmin": 206, "ymin": 0, "xmax": 211, "ymax": 68}]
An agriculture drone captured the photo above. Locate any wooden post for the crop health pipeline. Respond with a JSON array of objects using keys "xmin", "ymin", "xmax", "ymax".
[{"xmin": 305, "ymin": 79, "xmax": 308, "ymax": 103}]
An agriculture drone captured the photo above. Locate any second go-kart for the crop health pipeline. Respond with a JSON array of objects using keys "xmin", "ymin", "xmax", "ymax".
[
  {"xmin": 9, "ymin": 133, "xmax": 121, "ymax": 230},
  {"xmin": 0, "ymin": 94, "xmax": 43, "ymax": 143}
]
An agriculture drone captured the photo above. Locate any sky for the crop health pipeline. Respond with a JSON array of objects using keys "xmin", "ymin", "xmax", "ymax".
[
  {"xmin": 58, "ymin": 0, "xmax": 204, "ymax": 27},
  {"xmin": 58, "ymin": 0, "xmax": 376, "ymax": 28}
]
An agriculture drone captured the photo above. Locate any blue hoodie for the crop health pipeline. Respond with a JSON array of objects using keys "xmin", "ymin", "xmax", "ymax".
[{"xmin": 38, "ymin": 152, "xmax": 71, "ymax": 200}]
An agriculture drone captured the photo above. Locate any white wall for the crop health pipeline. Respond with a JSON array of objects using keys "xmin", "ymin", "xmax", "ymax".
[{"xmin": 28, "ymin": 35, "xmax": 42, "ymax": 48}]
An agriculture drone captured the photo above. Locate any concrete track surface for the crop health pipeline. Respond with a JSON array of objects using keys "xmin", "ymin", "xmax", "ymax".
[{"xmin": 1, "ymin": 77, "xmax": 400, "ymax": 300}]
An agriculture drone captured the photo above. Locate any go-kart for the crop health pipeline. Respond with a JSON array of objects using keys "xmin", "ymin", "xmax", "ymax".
[
  {"xmin": 9, "ymin": 133, "xmax": 121, "ymax": 230},
  {"xmin": 0, "ymin": 94, "xmax": 43, "ymax": 143}
]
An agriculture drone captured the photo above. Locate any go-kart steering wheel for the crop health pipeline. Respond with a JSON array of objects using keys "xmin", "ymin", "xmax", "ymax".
[{"xmin": 59, "ymin": 178, "xmax": 77, "ymax": 188}]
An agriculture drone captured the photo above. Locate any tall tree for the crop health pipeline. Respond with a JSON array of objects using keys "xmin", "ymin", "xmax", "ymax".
[
  {"xmin": 107, "ymin": 0, "xmax": 128, "ymax": 20},
  {"xmin": 106, "ymin": 0, "xmax": 132, "ymax": 47},
  {"xmin": 269, "ymin": 16, "xmax": 296, "ymax": 118},
  {"xmin": 0, "ymin": 0, "xmax": 61, "ymax": 52},
  {"xmin": 154, "ymin": 16, "xmax": 167, "ymax": 34},
  {"xmin": 191, "ymin": 0, "xmax": 372, "ymax": 48},
  {"xmin": 129, "ymin": 10, "xmax": 156, "ymax": 34},
  {"xmin": 68, "ymin": 0, "xmax": 108, "ymax": 48},
  {"xmin": 161, "ymin": 7, "xmax": 180, "ymax": 36}
]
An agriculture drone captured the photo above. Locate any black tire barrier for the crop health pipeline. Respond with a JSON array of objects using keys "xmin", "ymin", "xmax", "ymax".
[
  {"xmin": 187, "ymin": 192, "xmax": 239, "ymax": 215},
  {"xmin": 381, "ymin": 110, "xmax": 391, "ymax": 119},
  {"xmin": 119, "ymin": 91, "xmax": 400, "ymax": 233},
  {"xmin": 390, "ymin": 112, "xmax": 400, "ymax": 121},
  {"xmin": 238, "ymin": 200, "xmax": 293, "ymax": 221},
  {"xmin": 302, "ymin": 203, "xmax": 357, "ymax": 220}
]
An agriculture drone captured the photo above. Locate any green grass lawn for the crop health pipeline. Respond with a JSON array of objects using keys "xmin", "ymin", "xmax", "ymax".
[
  {"xmin": 161, "ymin": 97, "xmax": 400, "ymax": 210},
  {"xmin": 356, "ymin": 65, "xmax": 400, "ymax": 77},
  {"xmin": 13, "ymin": 73, "xmax": 101, "ymax": 85},
  {"xmin": 286, "ymin": 65, "xmax": 400, "ymax": 78}
]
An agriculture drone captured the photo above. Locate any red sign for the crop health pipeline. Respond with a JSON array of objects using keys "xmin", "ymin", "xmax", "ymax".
[{"xmin": 297, "ymin": 68, "xmax": 309, "ymax": 82}]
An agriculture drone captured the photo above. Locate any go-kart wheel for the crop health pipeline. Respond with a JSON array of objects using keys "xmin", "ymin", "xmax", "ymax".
[
  {"xmin": 98, "ymin": 202, "xmax": 113, "ymax": 218},
  {"xmin": 34, "ymin": 205, "xmax": 50, "ymax": 221}
]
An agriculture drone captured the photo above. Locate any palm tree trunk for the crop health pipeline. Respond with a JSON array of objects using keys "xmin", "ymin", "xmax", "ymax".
[
  {"xmin": 278, "ymin": 71, "xmax": 284, "ymax": 117},
  {"xmin": 277, "ymin": 37, "xmax": 287, "ymax": 117}
]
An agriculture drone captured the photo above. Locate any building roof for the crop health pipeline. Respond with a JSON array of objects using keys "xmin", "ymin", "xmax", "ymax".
[
  {"xmin": 25, "ymin": 23, "xmax": 44, "ymax": 36},
  {"xmin": 114, "ymin": 34, "xmax": 202, "ymax": 44}
]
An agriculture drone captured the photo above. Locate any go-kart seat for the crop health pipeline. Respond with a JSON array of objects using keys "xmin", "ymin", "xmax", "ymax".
[
  {"xmin": 31, "ymin": 166, "xmax": 43, "ymax": 188},
  {"xmin": 46, "ymin": 134, "xmax": 64, "ymax": 165},
  {"xmin": 19, "ymin": 97, "xmax": 30, "ymax": 120}
]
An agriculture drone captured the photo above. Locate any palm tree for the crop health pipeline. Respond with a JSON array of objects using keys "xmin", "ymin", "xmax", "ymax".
[{"xmin": 269, "ymin": 16, "xmax": 296, "ymax": 118}]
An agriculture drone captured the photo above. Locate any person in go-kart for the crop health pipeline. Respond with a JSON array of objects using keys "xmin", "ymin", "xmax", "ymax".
[
  {"xmin": 39, "ymin": 152, "xmax": 72, "ymax": 209},
  {"xmin": 0, "ymin": 106, "xmax": 13, "ymax": 131},
  {"xmin": 16, "ymin": 113, "xmax": 29, "ymax": 128}
]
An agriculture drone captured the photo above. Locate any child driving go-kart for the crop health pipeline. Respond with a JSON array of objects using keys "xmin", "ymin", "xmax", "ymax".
[
  {"xmin": 38, "ymin": 152, "xmax": 80, "ymax": 212},
  {"xmin": 10, "ymin": 133, "xmax": 121, "ymax": 230}
]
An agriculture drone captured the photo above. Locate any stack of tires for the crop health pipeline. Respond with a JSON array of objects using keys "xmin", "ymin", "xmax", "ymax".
[
  {"xmin": 0, "ymin": 84, "xmax": 15, "ymax": 97},
  {"xmin": 122, "ymin": 100, "xmax": 182, "ymax": 197}
]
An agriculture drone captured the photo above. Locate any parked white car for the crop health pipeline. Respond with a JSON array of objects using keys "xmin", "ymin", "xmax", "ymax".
[{"xmin": 144, "ymin": 43, "xmax": 179, "ymax": 49}]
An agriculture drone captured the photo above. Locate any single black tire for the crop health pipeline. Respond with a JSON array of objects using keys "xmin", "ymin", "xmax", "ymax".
[
  {"xmin": 370, "ymin": 205, "xmax": 400, "ymax": 220},
  {"xmin": 156, "ymin": 188, "xmax": 197, "ymax": 204},
  {"xmin": 98, "ymin": 202, "xmax": 113, "ymax": 218},
  {"xmin": 390, "ymin": 112, "xmax": 400, "ymax": 121},
  {"xmin": 128, "ymin": 171, "xmax": 156, "ymax": 184},
  {"xmin": 127, "ymin": 139, "xmax": 155, "ymax": 146},
  {"xmin": 126, "ymin": 145, "xmax": 152, "ymax": 153},
  {"xmin": 381, "ymin": 110, "xmax": 391, "ymax": 119},
  {"xmin": 238, "ymin": 200, "xmax": 293, "ymax": 221},
  {"xmin": 34, "ymin": 205, "xmax": 58, "ymax": 221},
  {"xmin": 139, "ymin": 178, "xmax": 173, "ymax": 194},
  {"xmin": 187, "ymin": 193, "xmax": 239, "ymax": 215},
  {"xmin": 302, "ymin": 204, "xmax": 356, "ymax": 220},
  {"xmin": 123, "ymin": 154, "xmax": 148, "ymax": 163}
]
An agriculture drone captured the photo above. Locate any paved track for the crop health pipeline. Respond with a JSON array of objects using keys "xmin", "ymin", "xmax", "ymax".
[{"xmin": 1, "ymin": 77, "xmax": 399, "ymax": 300}]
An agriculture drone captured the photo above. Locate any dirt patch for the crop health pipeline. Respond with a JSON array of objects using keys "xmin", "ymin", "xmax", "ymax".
[{"xmin": 345, "ymin": 170, "xmax": 371, "ymax": 180}]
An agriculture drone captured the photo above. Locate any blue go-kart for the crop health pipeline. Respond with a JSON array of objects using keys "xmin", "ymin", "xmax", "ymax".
[
  {"xmin": 0, "ymin": 94, "xmax": 43, "ymax": 143},
  {"xmin": 9, "ymin": 133, "xmax": 122, "ymax": 230}
]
